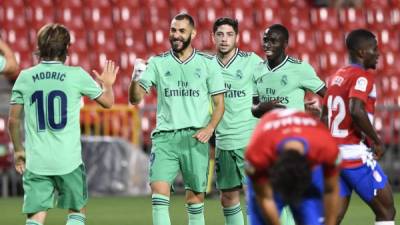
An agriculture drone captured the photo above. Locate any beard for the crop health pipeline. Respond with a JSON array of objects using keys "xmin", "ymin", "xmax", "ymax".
[{"xmin": 170, "ymin": 35, "xmax": 192, "ymax": 53}]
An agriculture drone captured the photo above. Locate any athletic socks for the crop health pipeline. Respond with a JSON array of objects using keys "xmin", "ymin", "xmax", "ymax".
[
  {"xmin": 152, "ymin": 194, "xmax": 171, "ymax": 225},
  {"xmin": 186, "ymin": 203, "xmax": 205, "ymax": 225},
  {"xmin": 375, "ymin": 221, "xmax": 395, "ymax": 225},
  {"xmin": 26, "ymin": 219, "xmax": 42, "ymax": 225},
  {"xmin": 223, "ymin": 203, "xmax": 244, "ymax": 225},
  {"xmin": 66, "ymin": 213, "xmax": 86, "ymax": 225}
]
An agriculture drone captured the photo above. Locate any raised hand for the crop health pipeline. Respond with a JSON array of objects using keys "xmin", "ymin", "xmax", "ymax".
[
  {"xmin": 93, "ymin": 60, "xmax": 119, "ymax": 87},
  {"xmin": 131, "ymin": 59, "xmax": 147, "ymax": 82}
]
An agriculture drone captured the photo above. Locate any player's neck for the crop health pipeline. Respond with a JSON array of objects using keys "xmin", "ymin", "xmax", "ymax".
[
  {"xmin": 217, "ymin": 48, "xmax": 238, "ymax": 66},
  {"xmin": 173, "ymin": 46, "xmax": 194, "ymax": 62},
  {"xmin": 268, "ymin": 53, "xmax": 287, "ymax": 69},
  {"xmin": 349, "ymin": 58, "xmax": 365, "ymax": 69}
]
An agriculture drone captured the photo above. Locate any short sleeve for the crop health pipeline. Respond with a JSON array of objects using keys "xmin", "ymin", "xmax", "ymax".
[
  {"xmin": 78, "ymin": 68, "xmax": 103, "ymax": 100},
  {"xmin": 348, "ymin": 74, "xmax": 374, "ymax": 104},
  {"xmin": 0, "ymin": 55, "xmax": 6, "ymax": 72},
  {"xmin": 138, "ymin": 57, "xmax": 157, "ymax": 93},
  {"xmin": 10, "ymin": 71, "xmax": 25, "ymax": 105},
  {"xmin": 321, "ymin": 133, "xmax": 341, "ymax": 178},
  {"xmin": 206, "ymin": 60, "xmax": 226, "ymax": 95},
  {"xmin": 299, "ymin": 62, "xmax": 325, "ymax": 93},
  {"xmin": 245, "ymin": 126, "xmax": 273, "ymax": 185}
]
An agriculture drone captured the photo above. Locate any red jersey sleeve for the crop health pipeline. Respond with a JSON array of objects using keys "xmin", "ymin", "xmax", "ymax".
[
  {"xmin": 321, "ymin": 134, "xmax": 341, "ymax": 178},
  {"xmin": 348, "ymin": 73, "xmax": 374, "ymax": 104},
  {"xmin": 245, "ymin": 128, "xmax": 272, "ymax": 185}
]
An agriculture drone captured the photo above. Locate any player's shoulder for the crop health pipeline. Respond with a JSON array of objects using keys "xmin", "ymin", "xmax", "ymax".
[
  {"xmin": 154, "ymin": 50, "xmax": 171, "ymax": 58},
  {"xmin": 287, "ymin": 56, "xmax": 303, "ymax": 64},
  {"xmin": 196, "ymin": 50, "xmax": 215, "ymax": 60},
  {"xmin": 237, "ymin": 50, "xmax": 253, "ymax": 57}
]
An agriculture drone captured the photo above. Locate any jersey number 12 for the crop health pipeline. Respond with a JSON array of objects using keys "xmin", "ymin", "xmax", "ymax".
[
  {"xmin": 31, "ymin": 90, "xmax": 67, "ymax": 131},
  {"xmin": 327, "ymin": 95, "xmax": 348, "ymax": 138}
]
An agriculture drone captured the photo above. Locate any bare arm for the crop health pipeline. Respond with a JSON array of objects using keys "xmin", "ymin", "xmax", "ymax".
[
  {"xmin": 0, "ymin": 39, "xmax": 18, "ymax": 77},
  {"xmin": 8, "ymin": 104, "xmax": 25, "ymax": 174},
  {"xmin": 251, "ymin": 97, "xmax": 285, "ymax": 118},
  {"xmin": 323, "ymin": 173, "xmax": 340, "ymax": 225},
  {"xmin": 253, "ymin": 182, "xmax": 281, "ymax": 225},
  {"xmin": 321, "ymin": 105, "xmax": 329, "ymax": 127},
  {"xmin": 193, "ymin": 93, "xmax": 224, "ymax": 143},
  {"xmin": 349, "ymin": 97, "xmax": 384, "ymax": 158},
  {"xmin": 128, "ymin": 80, "xmax": 146, "ymax": 105},
  {"xmin": 93, "ymin": 60, "xmax": 119, "ymax": 109}
]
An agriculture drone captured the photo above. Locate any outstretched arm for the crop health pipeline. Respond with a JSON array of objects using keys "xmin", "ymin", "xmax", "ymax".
[{"xmin": 252, "ymin": 181, "xmax": 281, "ymax": 225}]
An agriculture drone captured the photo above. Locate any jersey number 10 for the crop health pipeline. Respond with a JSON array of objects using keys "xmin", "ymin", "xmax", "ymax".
[
  {"xmin": 31, "ymin": 90, "xmax": 67, "ymax": 131},
  {"xmin": 327, "ymin": 95, "xmax": 348, "ymax": 138}
]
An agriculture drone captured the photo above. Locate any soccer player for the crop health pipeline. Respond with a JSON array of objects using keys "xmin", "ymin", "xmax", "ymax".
[
  {"xmin": 251, "ymin": 24, "xmax": 326, "ymax": 225},
  {"xmin": 245, "ymin": 109, "xmax": 340, "ymax": 225},
  {"xmin": 321, "ymin": 29, "xmax": 396, "ymax": 225},
  {"xmin": 212, "ymin": 17, "xmax": 262, "ymax": 225},
  {"xmin": 128, "ymin": 13, "xmax": 225, "ymax": 225},
  {"xmin": 8, "ymin": 23, "xmax": 119, "ymax": 225},
  {"xmin": 252, "ymin": 24, "xmax": 326, "ymax": 118},
  {"xmin": 0, "ymin": 38, "xmax": 19, "ymax": 116}
]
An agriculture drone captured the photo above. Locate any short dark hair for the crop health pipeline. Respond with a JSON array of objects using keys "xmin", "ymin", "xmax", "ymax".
[
  {"xmin": 346, "ymin": 29, "xmax": 376, "ymax": 51},
  {"xmin": 267, "ymin": 24, "xmax": 289, "ymax": 42},
  {"xmin": 37, "ymin": 23, "xmax": 70, "ymax": 62},
  {"xmin": 213, "ymin": 17, "xmax": 239, "ymax": 34},
  {"xmin": 173, "ymin": 13, "xmax": 195, "ymax": 28},
  {"xmin": 269, "ymin": 150, "xmax": 311, "ymax": 204}
]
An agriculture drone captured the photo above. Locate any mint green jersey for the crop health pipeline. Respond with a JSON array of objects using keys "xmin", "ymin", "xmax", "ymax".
[
  {"xmin": 0, "ymin": 55, "xmax": 6, "ymax": 72},
  {"xmin": 10, "ymin": 61, "xmax": 102, "ymax": 175},
  {"xmin": 139, "ymin": 49, "xmax": 225, "ymax": 132},
  {"xmin": 215, "ymin": 49, "xmax": 262, "ymax": 150},
  {"xmin": 253, "ymin": 56, "xmax": 325, "ymax": 110}
]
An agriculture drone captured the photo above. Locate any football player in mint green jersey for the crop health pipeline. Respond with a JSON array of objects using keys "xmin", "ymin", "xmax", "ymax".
[
  {"xmin": 252, "ymin": 24, "xmax": 326, "ymax": 119},
  {"xmin": 212, "ymin": 17, "xmax": 262, "ymax": 225},
  {"xmin": 129, "ymin": 13, "xmax": 225, "ymax": 225},
  {"xmin": 250, "ymin": 24, "xmax": 326, "ymax": 225},
  {"xmin": 8, "ymin": 24, "xmax": 119, "ymax": 225}
]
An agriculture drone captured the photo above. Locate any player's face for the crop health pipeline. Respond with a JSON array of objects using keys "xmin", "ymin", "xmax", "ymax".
[
  {"xmin": 263, "ymin": 29, "xmax": 287, "ymax": 61},
  {"xmin": 169, "ymin": 19, "xmax": 194, "ymax": 53},
  {"xmin": 363, "ymin": 38, "xmax": 379, "ymax": 69},
  {"xmin": 213, "ymin": 24, "xmax": 238, "ymax": 54}
]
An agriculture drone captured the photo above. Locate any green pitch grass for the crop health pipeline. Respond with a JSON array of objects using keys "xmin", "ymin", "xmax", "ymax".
[{"xmin": 1, "ymin": 194, "xmax": 399, "ymax": 225}]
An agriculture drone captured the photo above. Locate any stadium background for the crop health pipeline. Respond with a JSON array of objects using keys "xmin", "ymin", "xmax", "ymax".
[{"xmin": 0, "ymin": 0, "xmax": 400, "ymax": 224}]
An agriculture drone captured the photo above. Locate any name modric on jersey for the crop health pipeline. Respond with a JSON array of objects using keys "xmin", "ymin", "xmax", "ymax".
[{"xmin": 32, "ymin": 71, "xmax": 66, "ymax": 82}]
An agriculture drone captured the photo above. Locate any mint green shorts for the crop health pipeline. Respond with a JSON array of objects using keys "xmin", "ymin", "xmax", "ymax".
[
  {"xmin": 215, "ymin": 148, "xmax": 246, "ymax": 190},
  {"xmin": 150, "ymin": 128, "xmax": 209, "ymax": 193},
  {"xmin": 22, "ymin": 164, "xmax": 88, "ymax": 214}
]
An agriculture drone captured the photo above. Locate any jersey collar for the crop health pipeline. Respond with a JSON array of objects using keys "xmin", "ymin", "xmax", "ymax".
[
  {"xmin": 276, "ymin": 137, "xmax": 309, "ymax": 155},
  {"xmin": 266, "ymin": 55, "xmax": 289, "ymax": 72},
  {"xmin": 171, "ymin": 48, "xmax": 196, "ymax": 64},
  {"xmin": 41, "ymin": 61, "xmax": 63, "ymax": 64},
  {"xmin": 350, "ymin": 63, "xmax": 365, "ymax": 70},
  {"xmin": 217, "ymin": 48, "xmax": 239, "ymax": 69}
]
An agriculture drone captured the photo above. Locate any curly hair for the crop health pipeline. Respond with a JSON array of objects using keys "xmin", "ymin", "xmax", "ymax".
[
  {"xmin": 37, "ymin": 23, "xmax": 70, "ymax": 62},
  {"xmin": 269, "ymin": 150, "xmax": 311, "ymax": 205}
]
